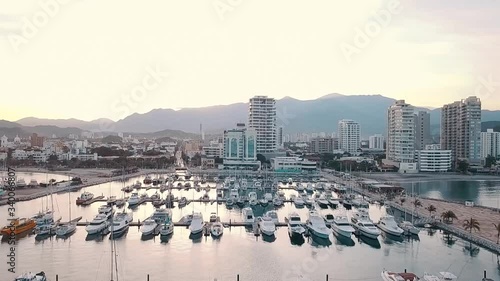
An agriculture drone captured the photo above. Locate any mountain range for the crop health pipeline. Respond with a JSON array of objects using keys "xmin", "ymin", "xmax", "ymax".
[{"xmin": 6, "ymin": 94, "xmax": 500, "ymax": 138}]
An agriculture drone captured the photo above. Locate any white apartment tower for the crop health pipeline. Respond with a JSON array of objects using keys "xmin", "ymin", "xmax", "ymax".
[
  {"xmin": 338, "ymin": 119, "xmax": 360, "ymax": 154},
  {"xmin": 369, "ymin": 134, "xmax": 385, "ymax": 150},
  {"xmin": 248, "ymin": 96, "xmax": 277, "ymax": 154},
  {"xmin": 276, "ymin": 126, "xmax": 284, "ymax": 148},
  {"xmin": 441, "ymin": 96, "xmax": 482, "ymax": 166},
  {"xmin": 387, "ymin": 100, "xmax": 416, "ymax": 164},
  {"xmin": 480, "ymin": 129, "xmax": 500, "ymax": 159}
]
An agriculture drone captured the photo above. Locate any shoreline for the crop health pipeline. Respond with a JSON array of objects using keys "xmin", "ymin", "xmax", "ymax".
[{"xmin": 355, "ymin": 172, "xmax": 500, "ymax": 183}]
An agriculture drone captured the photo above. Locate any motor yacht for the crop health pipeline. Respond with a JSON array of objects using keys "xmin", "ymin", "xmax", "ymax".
[
  {"xmin": 378, "ymin": 215, "xmax": 404, "ymax": 236},
  {"xmin": 140, "ymin": 218, "xmax": 159, "ymax": 236},
  {"xmin": 98, "ymin": 204, "xmax": 114, "ymax": 219},
  {"xmin": 16, "ymin": 178, "xmax": 27, "ymax": 188},
  {"xmin": 331, "ymin": 216, "xmax": 355, "ymax": 238},
  {"xmin": 201, "ymin": 192, "xmax": 210, "ymax": 202},
  {"xmin": 180, "ymin": 213, "xmax": 194, "ymax": 224},
  {"xmin": 265, "ymin": 210, "xmax": 279, "ymax": 223},
  {"xmin": 306, "ymin": 210, "xmax": 331, "ymax": 239},
  {"xmin": 150, "ymin": 192, "xmax": 160, "ymax": 200},
  {"xmin": 351, "ymin": 208, "xmax": 370, "ymax": 224},
  {"xmin": 210, "ymin": 221, "xmax": 224, "ymax": 238},
  {"xmin": 28, "ymin": 179, "xmax": 38, "ymax": 187},
  {"xmin": 242, "ymin": 207, "xmax": 255, "ymax": 224},
  {"xmin": 143, "ymin": 175, "xmax": 152, "ymax": 184},
  {"xmin": 127, "ymin": 192, "xmax": 140, "ymax": 206},
  {"xmin": 287, "ymin": 212, "xmax": 306, "ymax": 237},
  {"xmin": 109, "ymin": 212, "xmax": 131, "ymax": 236},
  {"xmin": 317, "ymin": 194, "xmax": 329, "ymax": 208},
  {"xmin": 323, "ymin": 213, "xmax": 335, "ymax": 227},
  {"xmin": 122, "ymin": 185, "xmax": 134, "ymax": 193},
  {"xmin": 328, "ymin": 197, "xmax": 340, "ymax": 207},
  {"xmin": 55, "ymin": 221, "xmax": 76, "ymax": 237},
  {"xmin": 305, "ymin": 184, "xmax": 314, "ymax": 193},
  {"xmin": 159, "ymin": 218, "xmax": 174, "ymax": 236},
  {"xmin": 399, "ymin": 221, "xmax": 420, "ymax": 236},
  {"xmin": 381, "ymin": 270, "xmax": 419, "ymax": 281},
  {"xmin": 273, "ymin": 197, "xmax": 283, "ymax": 207},
  {"xmin": 264, "ymin": 193, "xmax": 273, "ymax": 202},
  {"xmin": 352, "ymin": 219, "xmax": 380, "ymax": 239},
  {"xmin": 85, "ymin": 213, "xmax": 110, "ymax": 234},
  {"xmin": 258, "ymin": 216, "xmax": 276, "ymax": 236},
  {"xmin": 15, "ymin": 272, "xmax": 47, "ymax": 281},
  {"xmin": 75, "ymin": 191, "xmax": 94, "ymax": 205},
  {"xmin": 226, "ymin": 198, "xmax": 235, "ymax": 207},
  {"xmin": 293, "ymin": 196, "xmax": 305, "ymax": 207},
  {"xmin": 296, "ymin": 184, "xmax": 305, "ymax": 192},
  {"xmin": 189, "ymin": 212, "xmax": 204, "ymax": 235},
  {"xmin": 151, "ymin": 208, "xmax": 172, "ymax": 223},
  {"xmin": 248, "ymin": 192, "xmax": 258, "ymax": 206}
]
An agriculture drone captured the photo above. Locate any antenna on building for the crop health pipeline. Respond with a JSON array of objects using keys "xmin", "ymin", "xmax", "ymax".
[{"xmin": 200, "ymin": 123, "xmax": 205, "ymax": 141}]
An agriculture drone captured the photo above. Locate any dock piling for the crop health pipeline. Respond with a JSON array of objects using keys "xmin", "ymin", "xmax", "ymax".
[
  {"xmin": 326, "ymin": 274, "xmax": 329, "ymax": 281},
  {"xmin": 237, "ymin": 274, "xmax": 240, "ymax": 281},
  {"xmin": 56, "ymin": 275, "xmax": 58, "ymax": 281}
]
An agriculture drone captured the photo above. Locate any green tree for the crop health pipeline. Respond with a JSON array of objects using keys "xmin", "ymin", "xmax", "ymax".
[
  {"xmin": 426, "ymin": 205, "xmax": 437, "ymax": 216},
  {"xmin": 485, "ymin": 155, "xmax": 497, "ymax": 168},
  {"xmin": 413, "ymin": 199, "xmax": 422, "ymax": 209},
  {"xmin": 457, "ymin": 160, "xmax": 469, "ymax": 174},
  {"xmin": 441, "ymin": 210, "xmax": 458, "ymax": 223},
  {"xmin": 463, "ymin": 218, "xmax": 480, "ymax": 233}
]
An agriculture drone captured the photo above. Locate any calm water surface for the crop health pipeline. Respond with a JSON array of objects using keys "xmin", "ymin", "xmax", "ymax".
[
  {"xmin": 401, "ymin": 180, "xmax": 500, "ymax": 208},
  {"xmin": 1, "ymin": 173, "xmax": 500, "ymax": 281}
]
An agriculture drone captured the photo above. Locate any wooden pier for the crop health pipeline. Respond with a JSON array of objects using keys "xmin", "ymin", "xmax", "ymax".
[{"xmin": 76, "ymin": 221, "xmax": 288, "ymax": 228}]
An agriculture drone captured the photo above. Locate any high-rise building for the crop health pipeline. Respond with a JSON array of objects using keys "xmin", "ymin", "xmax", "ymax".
[
  {"xmin": 414, "ymin": 111, "xmax": 431, "ymax": 150},
  {"xmin": 337, "ymin": 119, "xmax": 360, "ymax": 154},
  {"xmin": 386, "ymin": 100, "xmax": 416, "ymax": 172},
  {"xmin": 480, "ymin": 129, "xmax": 500, "ymax": 159},
  {"xmin": 248, "ymin": 96, "xmax": 276, "ymax": 154},
  {"xmin": 276, "ymin": 126, "xmax": 283, "ymax": 148},
  {"xmin": 369, "ymin": 134, "xmax": 385, "ymax": 150},
  {"xmin": 441, "ymin": 96, "xmax": 482, "ymax": 166}
]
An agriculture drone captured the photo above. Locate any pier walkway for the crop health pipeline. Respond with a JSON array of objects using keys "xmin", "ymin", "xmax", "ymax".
[{"xmin": 322, "ymin": 172, "xmax": 500, "ymax": 254}]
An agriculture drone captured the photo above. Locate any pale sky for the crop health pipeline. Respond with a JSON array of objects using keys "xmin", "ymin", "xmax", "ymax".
[{"xmin": 0, "ymin": 0, "xmax": 499, "ymax": 122}]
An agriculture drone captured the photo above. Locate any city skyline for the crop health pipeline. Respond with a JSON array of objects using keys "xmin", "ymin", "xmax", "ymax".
[{"xmin": 1, "ymin": 1, "xmax": 499, "ymax": 121}]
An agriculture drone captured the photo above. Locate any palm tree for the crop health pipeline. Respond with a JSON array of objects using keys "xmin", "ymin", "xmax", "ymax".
[
  {"xmin": 426, "ymin": 205, "xmax": 437, "ymax": 217},
  {"xmin": 441, "ymin": 210, "xmax": 458, "ymax": 223},
  {"xmin": 413, "ymin": 199, "xmax": 422, "ymax": 209},
  {"xmin": 463, "ymin": 218, "xmax": 480, "ymax": 233},
  {"xmin": 493, "ymin": 223, "xmax": 500, "ymax": 244},
  {"xmin": 400, "ymin": 198, "xmax": 406, "ymax": 205}
]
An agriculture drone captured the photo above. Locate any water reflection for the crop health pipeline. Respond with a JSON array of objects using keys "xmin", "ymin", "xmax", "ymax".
[
  {"xmin": 333, "ymin": 233, "xmax": 355, "ymax": 247},
  {"xmin": 262, "ymin": 234, "xmax": 276, "ymax": 243},
  {"xmin": 160, "ymin": 233, "xmax": 173, "ymax": 243},
  {"xmin": 381, "ymin": 233, "xmax": 404, "ymax": 244},
  {"xmin": 289, "ymin": 235, "xmax": 305, "ymax": 246},
  {"xmin": 309, "ymin": 235, "xmax": 332, "ymax": 247},
  {"xmin": 442, "ymin": 232, "xmax": 457, "ymax": 247},
  {"xmin": 356, "ymin": 235, "xmax": 381, "ymax": 249}
]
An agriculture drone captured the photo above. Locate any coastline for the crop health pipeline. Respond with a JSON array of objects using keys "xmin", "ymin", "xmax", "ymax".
[{"xmin": 355, "ymin": 172, "xmax": 500, "ymax": 183}]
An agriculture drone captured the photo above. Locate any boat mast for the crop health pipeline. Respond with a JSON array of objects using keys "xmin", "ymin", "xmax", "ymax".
[{"xmin": 110, "ymin": 213, "xmax": 114, "ymax": 281}]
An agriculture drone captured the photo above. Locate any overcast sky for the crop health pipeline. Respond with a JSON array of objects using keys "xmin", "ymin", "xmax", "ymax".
[{"xmin": 1, "ymin": 0, "xmax": 499, "ymax": 122}]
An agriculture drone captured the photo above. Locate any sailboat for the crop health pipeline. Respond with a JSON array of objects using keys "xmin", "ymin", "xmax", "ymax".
[
  {"xmin": 398, "ymin": 183, "xmax": 420, "ymax": 236},
  {"xmin": 35, "ymin": 183, "xmax": 60, "ymax": 236},
  {"xmin": 56, "ymin": 192, "xmax": 77, "ymax": 236}
]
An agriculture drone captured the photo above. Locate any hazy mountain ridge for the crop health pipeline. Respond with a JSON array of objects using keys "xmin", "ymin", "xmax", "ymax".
[{"xmin": 10, "ymin": 95, "xmax": 500, "ymax": 137}]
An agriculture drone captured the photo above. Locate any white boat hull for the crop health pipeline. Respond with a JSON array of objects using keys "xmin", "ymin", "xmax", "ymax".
[
  {"xmin": 378, "ymin": 224, "xmax": 404, "ymax": 236},
  {"xmin": 141, "ymin": 225, "xmax": 158, "ymax": 236},
  {"xmin": 309, "ymin": 227, "xmax": 330, "ymax": 239},
  {"xmin": 332, "ymin": 225, "xmax": 353, "ymax": 238},
  {"xmin": 85, "ymin": 222, "xmax": 108, "ymax": 235}
]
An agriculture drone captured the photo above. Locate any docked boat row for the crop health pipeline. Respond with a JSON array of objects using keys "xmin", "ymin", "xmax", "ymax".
[{"xmin": 381, "ymin": 270, "xmax": 457, "ymax": 281}]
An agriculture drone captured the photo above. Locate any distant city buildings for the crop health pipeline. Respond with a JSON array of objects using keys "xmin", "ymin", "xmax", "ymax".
[
  {"xmin": 386, "ymin": 100, "xmax": 417, "ymax": 173},
  {"xmin": 441, "ymin": 96, "xmax": 482, "ymax": 166},
  {"xmin": 368, "ymin": 134, "xmax": 384, "ymax": 150},
  {"xmin": 481, "ymin": 129, "xmax": 500, "ymax": 160},
  {"xmin": 414, "ymin": 111, "xmax": 431, "ymax": 150},
  {"xmin": 271, "ymin": 157, "xmax": 317, "ymax": 173},
  {"xmin": 310, "ymin": 137, "xmax": 339, "ymax": 154},
  {"xmin": 248, "ymin": 96, "xmax": 277, "ymax": 154},
  {"xmin": 337, "ymin": 119, "xmax": 360, "ymax": 154}
]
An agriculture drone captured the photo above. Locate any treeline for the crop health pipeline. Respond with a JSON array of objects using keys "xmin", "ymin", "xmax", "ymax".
[{"xmin": 5, "ymin": 156, "xmax": 176, "ymax": 169}]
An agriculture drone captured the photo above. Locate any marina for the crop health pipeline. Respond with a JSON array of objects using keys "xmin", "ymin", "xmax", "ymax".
[{"xmin": 1, "ymin": 171, "xmax": 500, "ymax": 280}]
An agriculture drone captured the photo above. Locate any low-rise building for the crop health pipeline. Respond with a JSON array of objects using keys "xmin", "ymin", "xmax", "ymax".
[
  {"xmin": 415, "ymin": 144, "xmax": 452, "ymax": 172},
  {"xmin": 271, "ymin": 157, "xmax": 318, "ymax": 173}
]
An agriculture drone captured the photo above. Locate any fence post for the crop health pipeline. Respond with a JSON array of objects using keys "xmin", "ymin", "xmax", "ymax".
[
  {"xmin": 326, "ymin": 274, "xmax": 329, "ymax": 281},
  {"xmin": 56, "ymin": 275, "xmax": 58, "ymax": 281},
  {"xmin": 237, "ymin": 274, "xmax": 239, "ymax": 281},
  {"xmin": 147, "ymin": 274, "xmax": 150, "ymax": 281}
]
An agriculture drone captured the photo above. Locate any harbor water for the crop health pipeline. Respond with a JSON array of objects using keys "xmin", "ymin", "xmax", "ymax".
[
  {"xmin": 1, "ymin": 173, "xmax": 500, "ymax": 280},
  {"xmin": 400, "ymin": 180, "xmax": 500, "ymax": 209}
]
